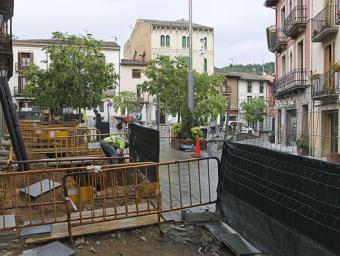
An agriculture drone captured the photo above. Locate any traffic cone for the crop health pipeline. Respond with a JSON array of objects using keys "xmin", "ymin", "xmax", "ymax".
[{"xmin": 192, "ymin": 137, "xmax": 201, "ymax": 158}]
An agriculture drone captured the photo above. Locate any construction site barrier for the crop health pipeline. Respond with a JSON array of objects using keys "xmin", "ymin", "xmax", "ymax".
[
  {"xmin": 23, "ymin": 132, "xmax": 128, "ymax": 158},
  {"xmin": 0, "ymin": 158, "xmax": 136, "ymax": 231},
  {"xmin": 0, "ymin": 157, "xmax": 219, "ymax": 244},
  {"xmin": 62, "ymin": 157, "xmax": 219, "ymax": 243},
  {"xmin": 218, "ymin": 141, "xmax": 340, "ymax": 256}
]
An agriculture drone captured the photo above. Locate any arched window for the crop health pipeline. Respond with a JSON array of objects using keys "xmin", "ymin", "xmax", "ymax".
[
  {"xmin": 204, "ymin": 37, "xmax": 207, "ymax": 49},
  {"xmin": 166, "ymin": 35, "xmax": 170, "ymax": 47},
  {"xmin": 182, "ymin": 36, "xmax": 187, "ymax": 48},
  {"xmin": 160, "ymin": 35, "xmax": 165, "ymax": 47},
  {"xmin": 187, "ymin": 36, "xmax": 190, "ymax": 48},
  {"xmin": 204, "ymin": 58, "xmax": 208, "ymax": 72}
]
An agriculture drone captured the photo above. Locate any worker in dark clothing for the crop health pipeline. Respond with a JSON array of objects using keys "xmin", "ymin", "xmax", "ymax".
[
  {"xmin": 100, "ymin": 135, "xmax": 129, "ymax": 164},
  {"xmin": 93, "ymin": 109, "xmax": 103, "ymax": 128}
]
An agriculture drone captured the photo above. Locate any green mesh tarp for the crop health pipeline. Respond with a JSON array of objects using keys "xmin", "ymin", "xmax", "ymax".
[
  {"xmin": 217, "ymin": 141, "xmax": 340, "ymax": 256},
  {"xmin": 128, "ymin": 124, "xmax": 160, "ymax": 182}
]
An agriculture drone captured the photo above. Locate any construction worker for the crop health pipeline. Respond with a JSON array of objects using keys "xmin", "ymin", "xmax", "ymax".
[{"xmin": 100, "ymin": 135, "xmax": 129, "ymax": 164}]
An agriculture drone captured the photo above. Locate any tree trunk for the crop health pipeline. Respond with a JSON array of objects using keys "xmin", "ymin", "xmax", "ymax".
[{"xmin": 79, "ymin": 107, "xmax": 82, "ymax": 123}]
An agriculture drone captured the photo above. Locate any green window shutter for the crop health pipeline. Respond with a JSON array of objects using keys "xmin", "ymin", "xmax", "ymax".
[
  {"xmin": 182, "ymin": 36, "xmax": 187, "ymax": 48},
  {"xmin": 184, "ymin": 57, "xmax": 189, "ymax": 65},
  {"xmin": 204, "ymin": 37, "xmax": 207, "ymax": 49},
  {"xmin": 160, "ymin": 35, "xmax": 165, "ymax": 47},
  {"xmin": 204, "ymin": 58, "xmax": 208, "ymax": 72},
  {"xmin": 166, "ymin": 35, "xmax": 170, "ymax": 47},
  {"xmin": 187, "ymin": 36, "xmax": 190, "ymax": 48}
]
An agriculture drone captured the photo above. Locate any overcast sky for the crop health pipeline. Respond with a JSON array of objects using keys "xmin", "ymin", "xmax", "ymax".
[{"xmin": 13, "ymin": 0, "xmax": 275, "ymax": 67}]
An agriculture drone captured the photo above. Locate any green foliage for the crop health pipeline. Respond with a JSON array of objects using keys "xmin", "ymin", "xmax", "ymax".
[
  {"xmin": 171, "ymin": 123, "xmax": 183, "ymax": 138},
  {"xmin": 25, "ymin": 32, "xmax": 118, "ymax": 112},
  {"xmin": 223, "ymin": 62, "xmax": 275, "ymax": 75},
  {"xmin": 140, "ymin": 56, "xmax": 187, "ymax": 118},
  {"xmin": 240, "ymin": 98, "xmax": 267, "ymax": 124},
  {"xmin": 194, "ymin": 72, "xmax": 226, "ymax": 124},
  {"xmin": 112, "ymin": 91, "xmax": 137, "ymax": 114},
  {"xmin": 296, "ymin": 135, "xmax": 309, "ymax": 147},
  {"xmin": 191, "ymin": 127, "xmax": 203, "ymax": 139},
  {"xmin": 141, "ymin": 56, "xmax": 226, "ymax": 136}
]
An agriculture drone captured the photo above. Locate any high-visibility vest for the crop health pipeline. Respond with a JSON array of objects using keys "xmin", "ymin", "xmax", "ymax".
[{"xmin": 103, "ymin": 136, "xmax": 126, "ymax": 149}]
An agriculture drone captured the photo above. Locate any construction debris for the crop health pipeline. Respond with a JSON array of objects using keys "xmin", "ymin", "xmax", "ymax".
[
  {"xmin": 20, "ymin": 222, "xmax": 52, "ymax": 237},
  {"xmin": 19, "ymin": 179, "xmax": 61, "ymax": 198},
  {"xmin": 182, "ymin": 209, "xmax": 223, "ymax": 222},
  {"xmin": 0, "ymin": 215, "xmax": 16, "ymax": 229},
  {"xmin": 23, "ymin": 241, "xmax": 75, "ymax": 256},
  {"xmin": 204, "ymin": 222, "xmax": 262, "ymax": 256}
]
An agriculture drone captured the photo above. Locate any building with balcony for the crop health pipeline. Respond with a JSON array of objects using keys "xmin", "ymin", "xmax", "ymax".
[
  {"xmin": 265, "ymin": 0, "xmax": 312, "ymax": 148},
  {"xmin": 310, "ymin": 0, "xmax": 340, "ymax": 158},
  {"xmin": 124, "ymin": 19, "xmax": 214, "ymax": 74},
  {"xmin": 311, "ymin": 4, "xmax": 338, "ymax": 42},
  {"xmin": 214, "ymin": 68, "xmax": 273, "ymax": 130},
  {"xmin": 9, "ymin": 39, "xmax": 120, "ymax": 119}
]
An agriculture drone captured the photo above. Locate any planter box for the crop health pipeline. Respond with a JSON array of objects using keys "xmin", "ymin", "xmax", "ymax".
[
  {"xmin": 326, "ymin": 153, "xmax": 340, "ymax": 163},
  {"xmin": 297, "ymin": 146, "xmax": 309, "ymax": 156},
  {"xmin": 171, "ymin": 137, "xmax": 207, "ymax": 150}
]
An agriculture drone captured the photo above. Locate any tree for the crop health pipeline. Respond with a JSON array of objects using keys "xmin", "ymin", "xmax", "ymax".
[
  {"xmin": 240, "ymin": 98, "xmax": 267, "ymax": 126},
  {"xmin": 112, "ymin": 91, "xmax": 138, "ymax": 114},
  {"xmin": 140, "ymin": 56, "xmax": 226, "ymax": 136},
  {"xmin": 223, "ymin": 62, "xmax": 275, "ymax": 75},
  {"xmin": 25, "ymin": 32, "xmax": 119, "ymax": 115},
  {"xmin": 140, "ymin": 56, "xmax": 187, "ymax": 122}
]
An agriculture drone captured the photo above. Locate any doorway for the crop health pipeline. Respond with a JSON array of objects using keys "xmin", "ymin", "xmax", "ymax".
[
  {"xmin": 322, "ymin": 110, "xmax": 339, "ymax": 155},
  {"xmin": 287, "ymin": 109, "xmax": 297, "ymax": 146}
]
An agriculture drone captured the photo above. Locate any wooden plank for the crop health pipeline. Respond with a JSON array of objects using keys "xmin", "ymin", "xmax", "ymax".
[{"xmin": 25, "ymin": 214, "xmax": 160, "ymax": 244}]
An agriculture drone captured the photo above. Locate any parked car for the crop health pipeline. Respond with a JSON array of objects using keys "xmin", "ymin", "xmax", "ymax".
[{"xmin": 228, "ymin": 121, "xmax": 254, "ymax": 135}]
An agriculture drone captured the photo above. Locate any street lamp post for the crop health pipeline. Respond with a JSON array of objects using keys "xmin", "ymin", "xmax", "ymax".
[{"xmin": 188, "ymin": 0, "xmax": 194, "ymax": 111}]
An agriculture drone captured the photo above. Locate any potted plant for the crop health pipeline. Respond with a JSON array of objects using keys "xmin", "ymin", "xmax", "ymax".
[
  {"xmin": 331, "ymin": 62, "xmax": 340, "ymax": 72},
  {"xmin": 296, "ymin": 135, "xmax": 309, "ymax": 156},
  {"xmin": 170, "ymin": 123, "xmax": 207, "ymax": 150},
  {"xmin": 191, "ymin": 127, "xmax": 203, "ymax": 140},
  {"xmin": 268, "ymin": 131, "xmax": 275, "ymax": 144}
]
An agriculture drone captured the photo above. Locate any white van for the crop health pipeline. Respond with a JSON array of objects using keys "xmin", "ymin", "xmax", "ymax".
[{"xmin": 228, "ymin": 121, "xmax": 254, "ymax": 135}]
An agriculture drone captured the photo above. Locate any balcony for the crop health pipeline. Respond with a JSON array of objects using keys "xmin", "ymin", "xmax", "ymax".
[
  {"xmin": 311, "ymin": 71, "xmax": 340, "ymax": 101},
  {"xmin": 221, "ymin": 85, "xmax": 231, "ymax": 95},
  {"xmin": 312, "ymin": 5, "xmax": 338, "ymax": 42},
  {"xmin": 284, "ymin": 5, "xmax": 307, "ymax": 38},
  {"xmin": 15, "ymin": 62, "xmax": 30, "ymax": 72},
  {"xmin": 264, "ymin": 0, "xmax": 277, "ymax": 7},
  {"xmin": 0, "ymin": 20, "xmax": 13, "ymax": 78},
  {"xmin": 14, "ymin": 86, "xmax": 24, "ymax": 97},
  {"xmin": 270, "ymin": 29, "xmax": 287, "ymax": 53},
  {"xmin": 275, "ymin": 69, "xmax": 307, "ymax": 97},
  {"xmin": 337, "ymin": 4, "xmax": 340, "ymax": 25}
]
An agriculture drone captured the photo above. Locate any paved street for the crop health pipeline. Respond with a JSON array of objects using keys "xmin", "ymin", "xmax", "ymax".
[{"xmin": 158, "ymin": 139, "xmax": 220, "ymax": 221}]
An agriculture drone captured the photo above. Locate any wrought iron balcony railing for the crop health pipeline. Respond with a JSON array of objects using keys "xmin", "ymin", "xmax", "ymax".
[
  {"xmin": 15, "ymin": 62, "xmax": 31, "ymax": 72},
  {"xmin": 311, "ymin": 71, "xmax": 340, "ymax": 99},
  {"xmin": 275, "ymin": 69, "xmax": 307, "ymax": 96},
  {"xmin": 312, "ymin": 5, "xmax": 338, "ymax": 42},
  {"xmin": 284, "ymin": 5, "xmax": 307, "ymax": 38},
  {"xmin": 271, "ymin": 29, "xmax": 287, "ymax": 53},
  {"xmin": 221, "ymin": 85, "xmax": 231, "ymax": 94},
  {"xmin": 264, "ymin": 0, "xmax": 278, "ymax": 8},
  {"xmin": 14, "ymin": 86, "xmax": 24, "ymax": 96}
]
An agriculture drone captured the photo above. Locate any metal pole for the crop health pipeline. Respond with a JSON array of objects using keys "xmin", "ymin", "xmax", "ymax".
[
  {"xmin": 224, "ymin": 99, "xmax": 231, "ymax": 141},
  {"xmin": 188, "ymin": 0, "xmax": 194, "ymax": 111},
  {"xmin": 157, "ymin": 97, "xmax": 160, "ymax": 131}
]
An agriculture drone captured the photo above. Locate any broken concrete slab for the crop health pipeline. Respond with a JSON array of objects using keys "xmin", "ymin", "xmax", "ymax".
[
  {"xmin": 205, "ymin": 222, "xmax": 261, "ymax": 256},
  {"xmin": 0, "ymin": 215, "xmax": 16, "ymax": 229},
  {"xmin": 182, "ymin": 209, "xmax": 223, "ymax": 222},
  {"xmin": 23, "ymin": 241, "xmax": 76, "ymax": 256},
  {"xmin": 20, "ymin": 222, "xmax": 52, "ymax": 237},
  {"xmin": 19, "ymin": 179, "xmax": 61, "ymax": 198}
]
